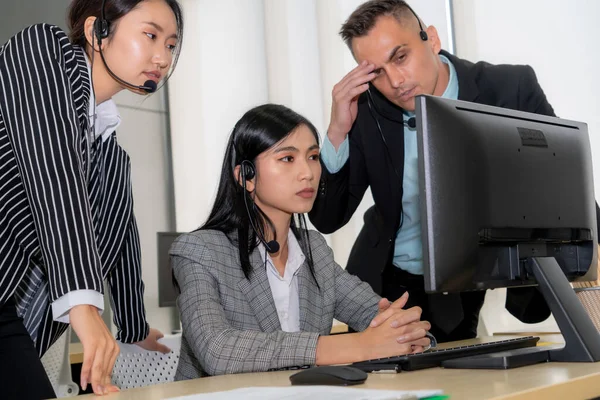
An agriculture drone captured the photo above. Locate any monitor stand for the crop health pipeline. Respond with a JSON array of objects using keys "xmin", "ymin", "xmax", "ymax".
[{"xmin": 443, "ymin": 256, "xmax": 600, "ymax": 369}]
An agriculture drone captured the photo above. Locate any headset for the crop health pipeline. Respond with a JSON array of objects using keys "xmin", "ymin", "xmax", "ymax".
[
  {"xmin": 239, "ymin": 159, "xmax": 281, "ymax": 254},
  {"xmin": 93, "ymin": 0, "xmax": 158, "ymax": 93},
  {"xmin": 405, "ymin": 2, "xmax": 429, "ymax": 41}
]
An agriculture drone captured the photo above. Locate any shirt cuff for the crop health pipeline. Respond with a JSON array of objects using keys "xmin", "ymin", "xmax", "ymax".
[
  {"xmin": 51, "ymin": 290, "xmax": 105, "ymax": 323},
  {"xmin": 320, "ymin": 134, "xmax": 349, "ymax": 174}
]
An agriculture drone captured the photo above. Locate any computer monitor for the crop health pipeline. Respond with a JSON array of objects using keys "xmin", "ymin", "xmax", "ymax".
[
  {"xmin": 415, "ymin": 95, "xmax": 600, "ymax": 365},
  {"xmin": 157, "ymin": 232, "xmax": 184, "ymax": 308}
]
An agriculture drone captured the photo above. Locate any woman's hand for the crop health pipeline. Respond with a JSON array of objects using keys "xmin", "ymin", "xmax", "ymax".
[{"xmin": 134, "ymin": 328, "xmax": 171, "ymax": 354}]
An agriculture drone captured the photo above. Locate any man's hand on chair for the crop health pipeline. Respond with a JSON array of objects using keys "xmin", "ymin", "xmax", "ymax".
[{"xmin": 135, "ymin": 327, "xmax": 171, "ymax": 354}]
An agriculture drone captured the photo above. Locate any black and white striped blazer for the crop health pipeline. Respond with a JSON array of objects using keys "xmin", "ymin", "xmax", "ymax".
[{"xmin": 0, "ymin": 23, "xmax": 149, "ymax": 356}]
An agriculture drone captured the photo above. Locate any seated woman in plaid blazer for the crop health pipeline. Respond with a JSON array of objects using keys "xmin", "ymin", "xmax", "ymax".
[{"xmin": 171, "ymin": 104, "xmax": 434, "ymax": 379}]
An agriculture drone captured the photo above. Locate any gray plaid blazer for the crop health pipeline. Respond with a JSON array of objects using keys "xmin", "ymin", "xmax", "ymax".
[{"xmin": 171, "ymin": 229, "xmax": 381, "ymax": 379}]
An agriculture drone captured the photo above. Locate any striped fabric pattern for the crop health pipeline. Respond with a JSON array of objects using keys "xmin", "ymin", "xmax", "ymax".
[{"xmin": 0, "ymin": 24, "xmax": 149, "ymax": 356}]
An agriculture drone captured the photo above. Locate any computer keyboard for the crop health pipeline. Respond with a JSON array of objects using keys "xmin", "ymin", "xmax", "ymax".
[{"xmin": 351, "ymin": 336, "xmax": 540, "ymax": 372}]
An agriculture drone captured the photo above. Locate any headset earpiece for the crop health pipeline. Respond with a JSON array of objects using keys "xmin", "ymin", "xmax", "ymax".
[
  {"xmin": 242, "ymin": 162, "xmax": 255, "ymax": 181},
  {"xmin": 404, "ymin": 3, "xmax": 428, "ymax": 42},
  {"xmin": 94, "ymin": 17, "xmax": 109, "ymax": 41},
  {"xmin": 239, "ymin": 159, "xmax": 280, "ymax": 253}
]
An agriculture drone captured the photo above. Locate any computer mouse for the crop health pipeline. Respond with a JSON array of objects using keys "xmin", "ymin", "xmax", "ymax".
[{"xmin": 289, "ymin": 366, "xmax": 368, "ymax": 386}]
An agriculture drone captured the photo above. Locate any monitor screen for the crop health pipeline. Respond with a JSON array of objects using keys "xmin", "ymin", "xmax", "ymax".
[
  {"xmin": 157, "ymin": 232, "xmax": 184, "ymax": 307},
  {"xmin": 415, "ymin": 95, "xmax": 598, "ymax": 293}
]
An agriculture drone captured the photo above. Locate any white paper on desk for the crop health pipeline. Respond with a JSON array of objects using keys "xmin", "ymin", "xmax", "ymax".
[{"xmin": 168, "ymin": 386, "xmax": 443, "ymax": 400}]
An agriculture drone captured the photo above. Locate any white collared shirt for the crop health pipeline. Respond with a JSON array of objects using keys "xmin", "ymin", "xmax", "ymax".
[
  {"xmin": 259, "ymin": 230, "xmax": 306, "ymax": 332},
  {"xmin": 85, "ymin": 54, "xmax": 122, "ymax": 142}
]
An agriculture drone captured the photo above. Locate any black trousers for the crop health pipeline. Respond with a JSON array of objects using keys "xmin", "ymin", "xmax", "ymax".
[
  {"xmin": 0, "ymin": 298, "xmax": 56, "ymax": 400},
  {"xmin": 381, "ymin": 263, "xmax": 485, "ymax": 343}
]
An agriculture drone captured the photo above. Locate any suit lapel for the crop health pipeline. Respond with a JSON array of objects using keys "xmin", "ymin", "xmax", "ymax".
[
  {"xmin": 237, "ymin": 249, "xmax": 281, "ymax": 332},
  {"xmin": 297, "ymin": 260, "xmax": 324, "ymax": 333}
]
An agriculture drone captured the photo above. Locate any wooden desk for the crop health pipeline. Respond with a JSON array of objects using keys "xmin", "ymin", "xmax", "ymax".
[
  {"xmin": 71, "ymin": 336, "xmax": 600, "ymax": 400},
  {"xmin": 69, "ymin": 342, "xmax": 83, "ymax": 364}
]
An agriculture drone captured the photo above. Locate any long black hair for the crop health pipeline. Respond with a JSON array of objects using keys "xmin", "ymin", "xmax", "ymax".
[{"xmin": 201, "ymin": 104, "xmax": 321, "ymax": 282}]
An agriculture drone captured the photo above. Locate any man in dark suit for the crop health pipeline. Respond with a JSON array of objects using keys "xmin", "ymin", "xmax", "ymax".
[{"xmin": 309, "ymin": 0, "xmax": 555, "ymax": 342}]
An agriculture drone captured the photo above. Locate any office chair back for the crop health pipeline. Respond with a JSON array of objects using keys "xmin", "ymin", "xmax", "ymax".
[{"xmin": 111, "ymin": 334, "xmax": 181, "ymax": 389}]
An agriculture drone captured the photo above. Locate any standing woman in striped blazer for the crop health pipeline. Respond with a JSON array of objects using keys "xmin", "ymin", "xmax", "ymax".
[{"xmin": 0, "ymin": 0, "xmax": 183, "ymax": 398}]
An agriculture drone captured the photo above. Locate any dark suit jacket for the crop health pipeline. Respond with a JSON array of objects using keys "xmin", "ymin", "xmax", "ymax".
[{"xmin": 309, "ymin": 50, "xmax": 563, "ymax": 324}]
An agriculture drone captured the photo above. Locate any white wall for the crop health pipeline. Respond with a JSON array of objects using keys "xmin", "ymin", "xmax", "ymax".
[
  {"xmin": 112, "ymin": 90, "xmax": 178, "ymax": 335},
  {"xmin": 453, "ymin": 0, "xmax": 600, "ymax": 335},
  {"xmin": 264, "ymin": 0, "xmax": 325, "ymax": 134},
  {"xmin": 169, "ymin": 0, "xmax": 269, "ymax": 232},
  {"xmin": 453, "ymin": 0, "xmax": 600, "ymax": 198}
]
